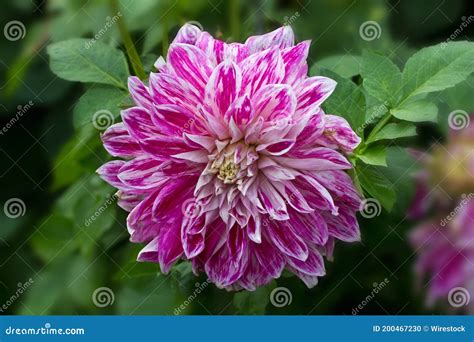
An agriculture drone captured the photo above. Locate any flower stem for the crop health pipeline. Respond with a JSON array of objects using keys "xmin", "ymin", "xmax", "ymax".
[
  {"xmin": 110, "ymin": 0, "xmax": 146, "ymax": 80},
  {"xmin": 229, "ymin": 0, "xmax": 240, "ymax": 41},
  {"xmin": 366, "ymin": 111, "xmax": 392, "ymax": 144}
]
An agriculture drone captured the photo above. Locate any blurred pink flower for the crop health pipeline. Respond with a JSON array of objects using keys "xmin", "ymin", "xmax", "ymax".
[
  {"xmin": 98, "ymin": 24, "xmax": 361, "ymax": 290},
  {"xmin": 409, "ymin": 116, "xmax": 474, "ymax": 310}
]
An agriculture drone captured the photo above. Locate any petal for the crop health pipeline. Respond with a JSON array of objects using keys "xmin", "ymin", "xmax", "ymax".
[
  {"xmin": 295, "ymin": 76, "xmax": 337, "ymax": 115},
  {"xmin": 252, "ymin": 84, "xmax": 297, "ymax": 122},
  {"xmin": 288, "ymin": 210, "xmax": 328, "ymax": 245},
  {"xmin": 128, "ymin": 76, "xmax": 153, "ymax": 109},
  {"xmin": 294, "ymin": 174, "xmax": 338, "ymax": 214},
  {"xmin": 181, "ymin": 216, "xmax": 206, "ymax": 258},
  {"xmin": 245, "ymin": 26, "xmax": 294, "ymax": 54},
  {"xmin": 149, "ymin": 72, "xmax": 201, "ymax": 112},
  {"xmin": 121, "ymin": 107, "xmax": 160, "ymax": 140},
  {"xmin": 101, "ymin": 123, "xmax": 140, "ymax": 158},
  {"xmin": 157, "ymin": 226, "xmax": 184, "ymax": 273},
  {"xmin": 266, "ymin": 219, "xmax": 308, "ymax": 261},
  {"xmin": 240, "ymin": 47, "xmax": 285, "ymax": 96},
  {"xmin": 246, "ymin": 214, "xmax": 262, "ymax": 243},
  {"xmin": 281, "ymin": 41, "xmax": 310, "ymax": 85},
  {"xmin": 118, "ymin": 156, "xmax": 166, "ymax": 189},
  {"xmin": 257, "ymin": 179, "xmax": 289, "ymax": 220},
  {"xmin": 253, "ymin": 239, "xmax": 285, "ymax": 278},
  {"xmin": 140, "ymin": 136, "xmax": 192, "ymax": 160},
  {"xmin": 287, "ymin": 248, "xmax": 325, "ymax": 276},
  {"xmin": 172, "ymin": 23, "xmax": 202, "ymax": 45},
  {"xmin": 152, "ymin": 104, "xmax": 199, "ymax": 137},
  {"xmin": 224, "ymin": 95, "xmax": 254, "ymax": 129},
  {"xmin": 137, "ymin": 236, "xmax": 159, "ymax": 262},
  {"xmin": 167, "ymin": 43, "xmax": 213, "ymax": 98},
  {"xmin": 257, "ymin": 139, "xmax": 295, "ymax": 156},
  {"xmin": 324, "ymin": 207, "xmax": 361, "ymax": 242},
  {"xmin": 97, "ymin": 160, "xmax": 127, "ymax": 189},
  {"xmin": 313, "ymin": 170, "xmax": 361, "ymax": 210},
  {"xmin": 278, "ymin": 147, "xmax": 352, "ymax": 171},
  {"xmin": 281, "ymin": 181, "xmax": 313, "ymax": 213},
  {"xmin": 315, "ymin": 115, "xmax": 361, "ymax": 152},
  {"xmin": 205, "ymin": 226, "xmax": 248, "ymax": 287},
  {"xmin": 205, "ymin": 61, "xmax": 242, "ymax": 117}
]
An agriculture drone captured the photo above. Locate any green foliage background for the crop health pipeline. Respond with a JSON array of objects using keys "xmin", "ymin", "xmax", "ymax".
[{"xmin": 1, "ymin": 0, "xmax": 473, "ymax": 315}]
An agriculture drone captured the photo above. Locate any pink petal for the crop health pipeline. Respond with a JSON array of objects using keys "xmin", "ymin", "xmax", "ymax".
[
  {"xmin": 295, "ymin": 76, "xmax": 337, "ymax": 115},
  {"xmin": 278, "ymin": 147, "xmax": 352, "ymax": 170},
  {"xmin": 245, "ymin": 26, "xmax": 294, "ymax": 54},
  {"xmin": 152, "ymin": 104, "xmax": 199, "ymax": 137},
  {"xmin": 240, "ymin": 47, "xmax": 285, "ymax": 96},
  {"xmin": 167, "ymin": 43, "xmax": 213, "ymax": 98},
  {"xmin": 286, "ymin": 248, "xmax": 325, "ymax": 276},
  {"xmin": 128, "ymin": 76, "xmax": 153, "ymax": 109},
  {"xmin": 315, "ymin": 115, "xmax": 361, "ymax": 152},
  {"xmin": 118, "ymin": 156, "xmax": 166, "ymax": 190},
  {"xmin": 97, "ymin": 160, "xmax": 127, "ymax": 189},
  {"xmin": 252, "ymin": 84, "xmax": 296, "ymax": 123},
  {"xmin": 266, "ymin": 219, "xmax": 309, "ymax": 261},
  {"xmin": 257, "ymin": 179, "xmax": 289, "ymax": 220},
  {"xmin": 121, "ymin": 107, "xmax": 160, "ymax": 140},
  {"xmin": 101, "ymin": 123, "xmax": 140, "ymax": 158},
  {"xmin": 324, "ymin": 207, "xmax": 361, "ymax": 242},
  {"xmin": 205, "ymin": 61, "xmax": 242, "ymax": 117},
  {"xmin": 281, "ymin": 41, "xmax": 310, "ymax": 85}
]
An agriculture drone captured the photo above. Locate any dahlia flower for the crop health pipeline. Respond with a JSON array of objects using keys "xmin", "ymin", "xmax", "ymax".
[
  {"xmin": 98, "ymin": 24, "xmax": 362, "ymax": 290},
  {"xmin": 409, "ymin": 117, "xmax": 474, "ymax": 310}
]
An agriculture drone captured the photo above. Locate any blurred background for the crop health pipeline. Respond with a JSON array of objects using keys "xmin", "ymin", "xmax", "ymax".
[{"xmin": 1, "ymin": 0, "xmax": 473, "ymax": 315}]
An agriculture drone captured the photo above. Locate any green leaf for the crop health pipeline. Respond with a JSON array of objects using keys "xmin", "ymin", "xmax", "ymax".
[
  {"xmin": 47, "ymin": 38, "xmax": 130, "ymax": 89},
  {"xmin": 402, "ymin": 41, "xmax": 474, "ymax": 102},
  {"xmin": 367, "ymin": 122, "xmax": 417, "ymax": 143},
  {"xmin": 73, "ymin": 85, "xmax": 128, "ymax": 130},
  {"xmin": 391, "ymin": 100, "xmax": 438, "ymax": 122},
  {"xmin": 311, "ymin": 55, "xmax": 362, "ymax": 78},
  {"xmin": 318, "ymin": 69, "xmax": 366, "ymax": 133},
  {"xmin": 233, "ymin": 282, "xmax": 275, "ymax": 314},
  {"xmin": 357, "ymin": 145, "xmax": 387, "ymax": 166},
  {"xmin": 361, "ymin": 51, "xmax": 402, "ymax": 106},
  {"xmin": 357, "ymin": 164, "xmax": 396, "ymax": 211}
]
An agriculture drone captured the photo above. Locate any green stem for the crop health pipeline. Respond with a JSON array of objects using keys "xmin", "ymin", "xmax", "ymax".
[
  {"xmin": 229, "ymin": 0, "xmax": 240, "ymax": 40},
  {"xmin": 366, "ymin": 111, "xmax": 392, "ymax": 144},
  {"xmin": 110, "ymin": 0, "xmax": 146, "ymax": 80},
  {"xmin": 162, "ymin": 18, "xmax": 169, "ymax": 57}
]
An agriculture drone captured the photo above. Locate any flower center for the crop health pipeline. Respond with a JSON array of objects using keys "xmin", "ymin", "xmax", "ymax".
[{"xmin": 214, "ymin": 156, "xmax": 240, "ymax": 184}]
